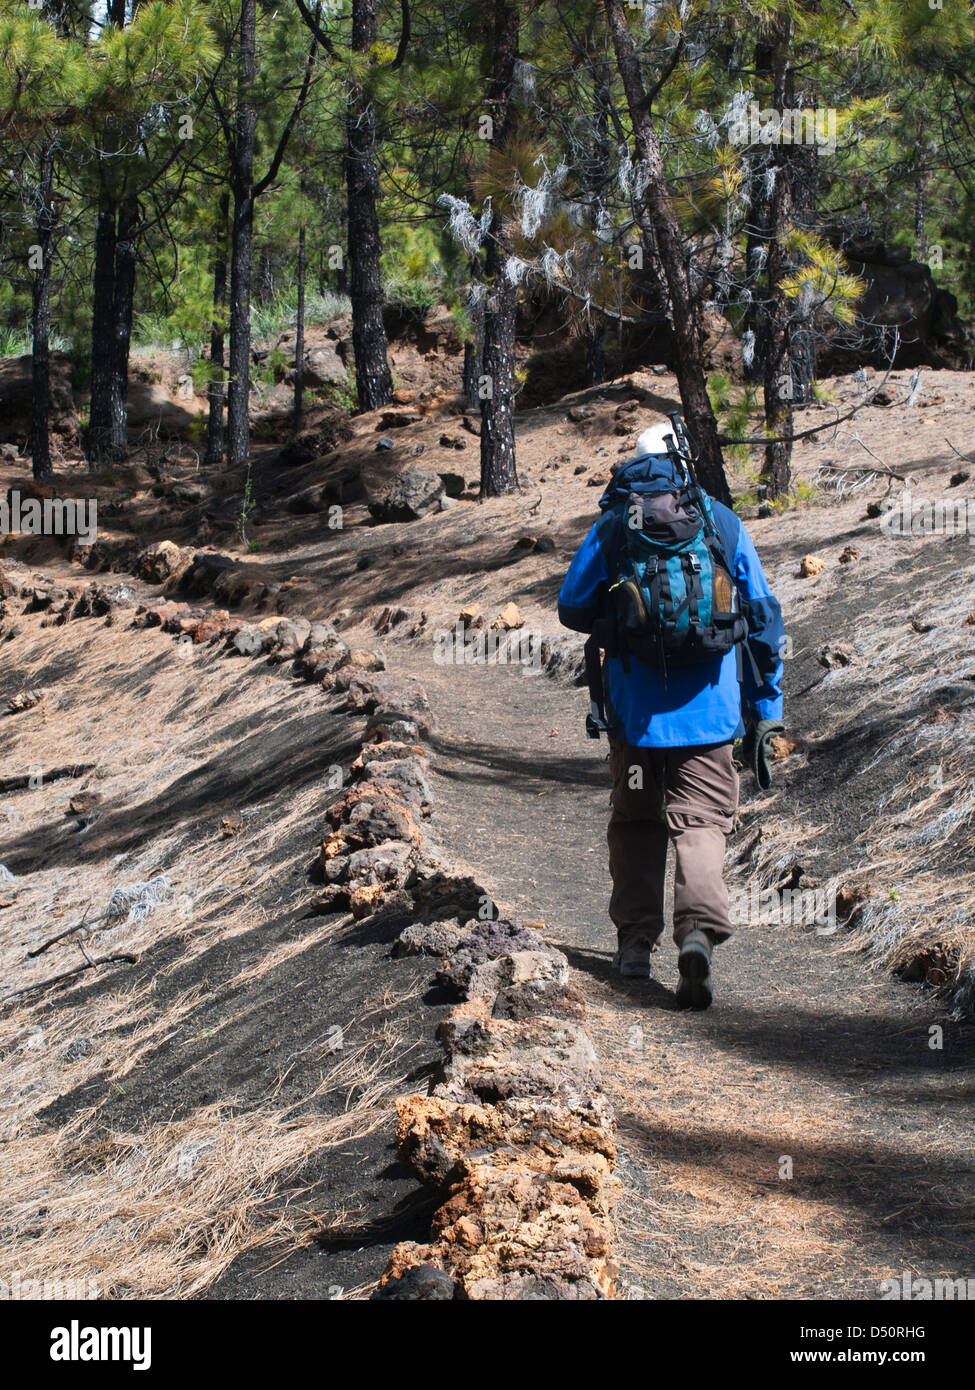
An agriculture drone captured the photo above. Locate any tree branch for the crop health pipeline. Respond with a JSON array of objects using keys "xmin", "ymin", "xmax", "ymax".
[
  {"xmin": 293, "ymin": 0, "xmax": 337, "ymax": 58},
  {"xmin": 718, "ymin": 360, "xmax": 900, "ymax": 448},
  {"xmin": 391, "ymin": 0, "xmax": 411, "ymax": 70},
  {"xmin": 254, "ymin": 27, "xmax": 321, "ymax": 199}
]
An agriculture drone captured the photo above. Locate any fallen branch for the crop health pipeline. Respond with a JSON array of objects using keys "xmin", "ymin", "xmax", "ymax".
[
  {"xmin": 718, "ymin": 356, "xmax": 900, "ymax": 448},
  {"xmin": 0, "ymin": 764, "xmax": 96, "ymax": 796},
  {"xmin": 2, "ymin": 953, "xmax": 140, "ymax": 1006},
  {"xmin": 812, "ymin": 462, "xmax": 909, "ymax": 481},
  {"xmin": 28, "ymin": 901, "xmax": 95, "ymax": 958},
  {"xmin": 946, "ymin": 438, "xmax": 974, "ymax": 465},
  {"xmin": 841, "ymin": 432, "xmax": 896, "ymax": 474}
]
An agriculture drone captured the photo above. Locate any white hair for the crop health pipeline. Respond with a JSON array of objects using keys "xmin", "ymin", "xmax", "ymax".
[{"xmin": 635, "ymin": 421, "xmax": 676, "ymax": 457}]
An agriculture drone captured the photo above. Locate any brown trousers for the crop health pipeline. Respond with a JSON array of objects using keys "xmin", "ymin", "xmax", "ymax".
[{"xmin": 607, "ymin": 739, "xmax": 739, "ymax": 949}]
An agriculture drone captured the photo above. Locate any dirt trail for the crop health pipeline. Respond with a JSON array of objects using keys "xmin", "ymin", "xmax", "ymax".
[{"xmin": 388, "ymin": 640, "xmax": 975, "ymax": 1300}]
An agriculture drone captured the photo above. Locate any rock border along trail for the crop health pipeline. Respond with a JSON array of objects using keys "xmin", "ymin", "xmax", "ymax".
[{"xmin": 0, "ymin": 542, "xmax": 620, "ymax": 1300}]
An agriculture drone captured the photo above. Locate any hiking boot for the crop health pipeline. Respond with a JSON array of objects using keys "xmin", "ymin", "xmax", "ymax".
[
  {"xmin": 612, "ymin": 933, "xmax": 653, "ymax": 979},
  {"xmin": 676, "ymin": 928, "xmax": 714, "ymax": 1010}
]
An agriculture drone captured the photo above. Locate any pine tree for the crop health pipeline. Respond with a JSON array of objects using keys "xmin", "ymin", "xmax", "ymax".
[
  {"xmin": 0, "ymin": 4, "xmax": 85, "ymax": 478},
  {"xmin": 83, "ymin": 0, "xmax": 217, "ymax": 466},
  {"xmin": 224, "ymin": 0, "xmax": 319, "ymax": 467},
  {"xmin": 346, "ymin": 0, "xmax": 394, "ymax": 411}
]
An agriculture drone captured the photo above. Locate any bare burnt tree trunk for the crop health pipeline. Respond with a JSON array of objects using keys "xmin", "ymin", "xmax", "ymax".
[
  {"xmin": 463, "ymin": 257, "xmax": 485, "ymax": 410},
  {"xmin": 86, "ymin": 0, "xmax": 127, "ymax": 468},
  {"xmin": 761, "ymin": 35, "xmax": 795, "ymax": 497},
  {"xmin": 742, "ymin": 36, "xmax": 776, "ymax": 387},
  {"xmin": 604, "ymin": 0, "xmax": 731, "ymax": 505},
  {"xmin": 789, "ymin": 140, "xmax": 818, "ymax": 406},
  {"xmin": 30, "ymin": 140, "xmax": 56, "ymax": 480},
  {"xmin": 584, "ymin": 69, "xmax": 610, "ymax": 387},
  {"xmin": 585, "ymin": 321, "xmax": 607, "ymax": 386},
  {"xmin": 205, "ymin": 191, "xmax": 230, "ymax": 467},
  {"xmin": 479, "ymin": 0, "xmax": 520, "ymax": 497},
  {"xmin": 108, "ymin": 195, "xmax": 138, "ymax": 459},
  {"xmin": 346, "ymin": 0, "xmax": 393, "ymax": 411},
  {"xmin": 257, "ymin": 250, "xmax": 274, "ymax": 307},
  {"xmin": 633, "ymin": 214, "xmax": 675, "ymax": 362},
  {"xmin": 742, "ymin": 145, "xmax": 772, "ymax": 383},
  {"xmin": 87, "ymin": 188, "xmax": 117, "ymax": 465},
  {"xmin": 294, "ymin": 220, "xmax": 307, "ymax": 434},
  {"xmin": 227, "ymin": 0, "xmax": 257, "ymax": 469},
  {"xmin": 462, "ymin": 310, "xmax": 484, "ymax": 409}
]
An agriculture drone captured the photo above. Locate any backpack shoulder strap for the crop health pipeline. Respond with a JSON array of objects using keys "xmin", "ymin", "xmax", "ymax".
[{"xmin": 584, "ymin": 634, "xmax": 607, "ymax": 739}]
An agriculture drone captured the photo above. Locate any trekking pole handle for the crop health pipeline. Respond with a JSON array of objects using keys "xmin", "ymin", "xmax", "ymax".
[{"xmin": 666, "ymin": 411, "xmax": 699, "ymax": 462}]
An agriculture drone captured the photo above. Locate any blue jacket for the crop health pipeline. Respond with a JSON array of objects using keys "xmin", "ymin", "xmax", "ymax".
[{"xmin": 558, "ymin": 452, "xmax": 785, "ymax": 747}]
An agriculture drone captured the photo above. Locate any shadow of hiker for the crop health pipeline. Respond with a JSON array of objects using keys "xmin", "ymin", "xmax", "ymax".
[
  {"xmin": 314, "ymin": 1185, "xmax": 443, "ymax": 1255},
  {"xmin": 561, "ymin": 942, "xmax": 679, "ymax": 1011}
]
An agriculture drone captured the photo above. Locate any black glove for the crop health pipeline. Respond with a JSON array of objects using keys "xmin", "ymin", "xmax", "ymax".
[{"xmin": 742, "ymin": 719, "xmax": 786, "ymax": 790}]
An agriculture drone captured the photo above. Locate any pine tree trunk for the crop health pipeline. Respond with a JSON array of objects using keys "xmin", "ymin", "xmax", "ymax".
[
  {"xmin": 742, "ymin": 147, "xmax": 772, "ymax": 383},
  {"xmin": 789, "ymin": 142, "xmax": 818, "ymax": 407},
  {"xmin": 479, "ymin": 0, "xmax": 520, "ymax": 497},
  {"xmin": 294, "ymin": 221, "xmax": 306, "ymax": 434},
  {"xmin": 205, "ymin": 192, "xmax": 230, "ymax": 468},
  {"xmin": 87, "ymin": 192, "xmax": 117, "ymax": 466},
  {"xmin": 108, "ymin": 196, "xmax": 138, "ymax": 460},
  {"xmin": 604, "ymin": 0, "xmax": 731, "ymax": 506},
  {"xmin": 761, "ymin": 40, "xmax": 795, "ymax": 498},
  {"xmin": 585, "ymin": 322, "xmax": 607, "ymax": 387},
  {"xmin": 346, "ymin": 0, "xmax": 393, "ymax": 412},
  {"xmin": 480, "ymin": 238, "xmax": 519, "ymax": 495},
  {"xmin": 31, "ymin": 141, "xmax": 55, "ymax": 481},
  {"xmin": 462, "ymin": 320, "xmax": 483, "ymax": 410},
  {"xmin": 463, "ymin": 259, "xmax": 485, "ymax": 409},
  {"xmin": 227, "ymin": 0, "xmax": 257, "ymax": 470},
  {"xmin": 86, "ymin": 0, "xmax": 128, "ymax": 468},
  {"xmin": 257, "ymin": 251, "xmax": 274, "ymax": 307},
  {"xmin": 584, "ymin": 68, "xmax": 610, "ymax": 387}
]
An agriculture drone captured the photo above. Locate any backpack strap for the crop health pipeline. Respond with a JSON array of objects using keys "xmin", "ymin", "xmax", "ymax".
[{"xmin": 584, "ymin": 634, "xmax": 607, "ymax": 738}]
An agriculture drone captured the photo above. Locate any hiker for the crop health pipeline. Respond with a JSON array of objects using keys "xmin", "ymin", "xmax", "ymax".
[{"xmin": 557, "ymin": 415, "xmax": 785, "ymax": 1009}]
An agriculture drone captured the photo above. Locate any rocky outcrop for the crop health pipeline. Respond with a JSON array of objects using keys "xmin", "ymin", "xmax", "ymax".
[
  {"xmin": 274, "ymin": 418, "xmax": 355, "ymax": 469},
  {"xmin": 367, "ymin": 467, "xmax": 445, "ymax": 523},
  {"xmin": 822, "ymin": 238, "xmax": 972, "ymax": 371},
  {"xmin": 302, "ymin": 341, "xmax": 348, "ymax": 388},
  {"xmin": 0, "ymin": 353, "xmax": 79, "ymax": 451}
]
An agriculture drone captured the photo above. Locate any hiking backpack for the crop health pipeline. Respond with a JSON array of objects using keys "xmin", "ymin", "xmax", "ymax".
[{"xmin": 585, "ymin": 414, "xmax": 750, "ymax": 736}]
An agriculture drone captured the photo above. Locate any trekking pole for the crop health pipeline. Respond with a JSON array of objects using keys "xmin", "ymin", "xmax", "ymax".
[
  {"xmin": 665, "ymin": 412, "xmax": 719, "ymax": 541},
  {"xmin": 666, "ymin": 411, "xmax": 699, "ymax": 464}
]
